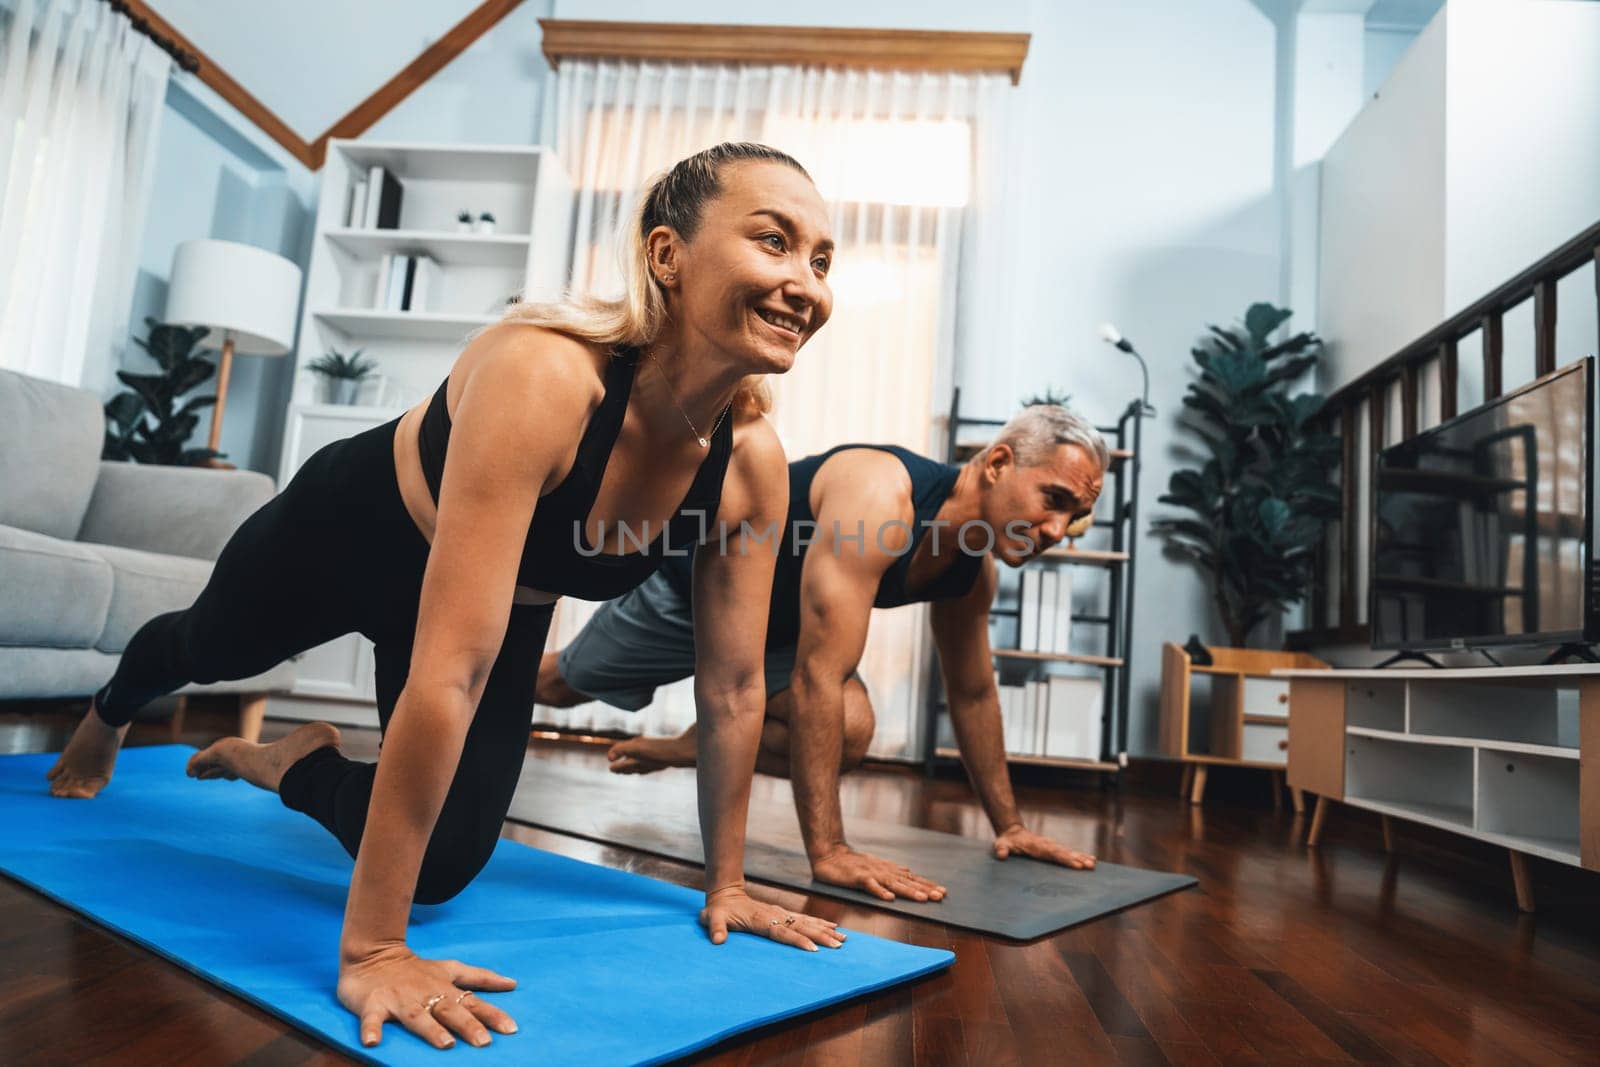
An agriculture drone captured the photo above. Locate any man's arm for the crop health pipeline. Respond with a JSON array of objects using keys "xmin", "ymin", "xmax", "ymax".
[
  {"xmin": 930, "ymin": 557, "xmax": 1095, "ymax": 870},
  {"xmin": 789, "ymin": 453, "xmax": 946, "ymax": 901}
]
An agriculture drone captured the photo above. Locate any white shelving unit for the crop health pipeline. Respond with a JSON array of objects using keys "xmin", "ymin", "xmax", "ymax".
[
  {"xmin": 1282, "ymin": 664, "xmax": 1598, "ymax": 910},
  {"xmin": 268, "ymin": 140, "xmax": 572, "ymax": 728}
]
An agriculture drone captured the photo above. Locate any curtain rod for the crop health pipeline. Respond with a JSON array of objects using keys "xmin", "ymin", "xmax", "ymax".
[{"xmin": 101, "ymin": 0, "xmax": 200, "ymax": 72}]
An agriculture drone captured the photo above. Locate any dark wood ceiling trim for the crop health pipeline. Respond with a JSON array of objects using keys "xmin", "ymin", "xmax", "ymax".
[
  {"xmin": 538, "ymin": 18, "xmax": 1032, "ymax": 85},
  {"xmin": 308, "ymin": 0, "xmax": 526, "ymax": 168},
  {"xmin": 118, "ymin": 0, "xmax": 315, "ymax": 168}
]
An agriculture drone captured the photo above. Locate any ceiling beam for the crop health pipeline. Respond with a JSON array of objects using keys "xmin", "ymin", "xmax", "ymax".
[
  {"xmin": 539, "ymin": 19, "xmax": 1032, "ymax": 85},
  {"xmin": 126, "ymin": 0, "xmax": 528, "ymax": 171}
]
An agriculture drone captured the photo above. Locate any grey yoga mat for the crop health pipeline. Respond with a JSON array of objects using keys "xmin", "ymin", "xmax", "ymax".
[{"xmin": 508, "ymin": 758, "xmax": 1196, "ymax": 941}]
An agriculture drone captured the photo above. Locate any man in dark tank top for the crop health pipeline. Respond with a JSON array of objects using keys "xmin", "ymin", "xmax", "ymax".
[{"xmin": 539, "ymin": 405, "xmax": 1108, "ymax": 902}]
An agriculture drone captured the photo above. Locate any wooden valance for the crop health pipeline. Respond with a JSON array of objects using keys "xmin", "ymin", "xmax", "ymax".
[{"xmin": 538, "ymin": 19, "xmax": 1031, "ymax": 85}]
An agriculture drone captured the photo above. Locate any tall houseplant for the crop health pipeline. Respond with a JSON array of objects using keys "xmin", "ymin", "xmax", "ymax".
[
  {"xmin": 102, "ymin": 318, "xmax": 222, "ymax": 465},
  {"xmin": 1152, "ymin": 303, "xmax": 1340, "ymax": 647}
]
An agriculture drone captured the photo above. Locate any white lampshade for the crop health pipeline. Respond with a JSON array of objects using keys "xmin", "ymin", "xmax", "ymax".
[{"xmin": 165, "ymin": 239, "xmax": 302, "ymax": 355}]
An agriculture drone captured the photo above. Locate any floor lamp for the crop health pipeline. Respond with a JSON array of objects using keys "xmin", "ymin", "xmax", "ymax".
[{"xmin": 165, "ymin": 239, "xmax": 303, "ymax": 463}]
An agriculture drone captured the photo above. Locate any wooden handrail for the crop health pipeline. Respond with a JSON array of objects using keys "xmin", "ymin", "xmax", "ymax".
[{"xmin": 1322, "ymin": 219, "xmax": 1600, "ymax": 410}]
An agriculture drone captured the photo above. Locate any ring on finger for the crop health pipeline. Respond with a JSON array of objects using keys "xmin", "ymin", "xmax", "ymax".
[
  {"xmin": 455, "ymin": 990, "xmax": 475, "ymax": 1005},
  {"xmin": 783, "ymin": 914, "xmax": 796, "ymax": 926},
  {"xmin": 423, "ymin": 993, "xmax": 447, "ymax": 1013}
]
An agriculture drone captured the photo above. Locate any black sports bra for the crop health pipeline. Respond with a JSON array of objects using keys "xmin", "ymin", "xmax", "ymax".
[{"xmin": 414, "ymin": 346, "xmax": 734, "ymax": 601}]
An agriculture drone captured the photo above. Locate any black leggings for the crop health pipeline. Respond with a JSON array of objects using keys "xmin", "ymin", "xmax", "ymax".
[{"xmin": 93, "ymin": 418, "xmax": 554, "ymax": 904}]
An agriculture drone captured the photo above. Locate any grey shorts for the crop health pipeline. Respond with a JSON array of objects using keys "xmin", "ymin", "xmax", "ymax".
[{"xmin": 557, "ymin": 570, "xmax": 858, "ymax": 711}]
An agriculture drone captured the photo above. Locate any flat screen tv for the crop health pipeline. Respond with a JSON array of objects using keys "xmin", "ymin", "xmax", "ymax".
[{"xmin": 1371, "ymin": 356, "xmax": 1596, "ymax": 652}]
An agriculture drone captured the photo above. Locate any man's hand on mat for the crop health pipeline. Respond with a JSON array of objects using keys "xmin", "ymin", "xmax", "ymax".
[
  {"xmin": 993, "ymin": 824, "xmax": 1097, "ymax": 870},
  {"xmin": 810, "ymin": 845, "xmax": 948, "ymax": 903},
  {"xmin": 699, "ymin": 885, "xmax": 847, "ymax": 952},
  {"xmin": 338, "ymin": 942, "xmax": 518, "ymax": 1051}
]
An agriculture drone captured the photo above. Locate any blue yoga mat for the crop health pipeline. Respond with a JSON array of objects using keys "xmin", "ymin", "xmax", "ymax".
[{"xmin": 0, "ymin": 745, "xmax": 952, "ymax": 1065}]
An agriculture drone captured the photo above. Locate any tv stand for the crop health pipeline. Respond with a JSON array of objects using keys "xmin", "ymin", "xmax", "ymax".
[
  {"xmin": 1373, "ymin": 649, "xmax": 1445, "ymax": 669},
  {"xmin": 1542, "ymin": 643, "xmax": 1600, "ymax": 666},
  {"xmin": 1279, "ymin": 663, "xmax": 1599, "ymax": 913}
]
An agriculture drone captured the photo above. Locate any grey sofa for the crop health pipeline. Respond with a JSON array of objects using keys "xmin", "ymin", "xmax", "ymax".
[{"xmin": 0, "ymin": 368, "xmax": 294, "ymax": 739}]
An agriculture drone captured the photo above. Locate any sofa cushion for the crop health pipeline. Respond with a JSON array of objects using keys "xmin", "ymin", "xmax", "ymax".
[
  {"xmin": 0, "ymin": 369, "xmax": 104, "ymax": 540},
  {"xmin": 86, "ymin": 542, "xmax": 212, "ymax": 653},
  {"xmin": 0, "ymin": 524, "xmax": 113, "ymax": 648}
]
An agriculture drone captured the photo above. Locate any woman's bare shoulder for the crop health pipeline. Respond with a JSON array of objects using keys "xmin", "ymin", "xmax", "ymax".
[
  {"xmin": 729, "ymin": 410, "xmax": 785, "ymax": 472},
  {"xmin": 448, "ymin": 324, "xmax": 612, "ymax": 418}
]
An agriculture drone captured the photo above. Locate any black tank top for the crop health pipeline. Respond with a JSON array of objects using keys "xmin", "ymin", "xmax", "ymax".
[
  {"xmin": 416, "ymin": 346, "xmax": 734, "ymax": 601},
  {"xmin": 661, "ymin": 443, "xmax": 982, "ymax": 648}
]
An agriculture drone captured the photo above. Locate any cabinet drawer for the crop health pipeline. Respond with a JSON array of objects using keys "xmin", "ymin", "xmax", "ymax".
[
  {"xmin": 1243, "ymin": 677, "xmax": 1290, "ymax": 719},
  {"xmin": 1242, "ymin": 722, "xmax": 1289, "ymax": 764}
]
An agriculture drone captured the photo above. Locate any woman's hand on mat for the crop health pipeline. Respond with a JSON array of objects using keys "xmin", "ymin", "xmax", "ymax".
[
  {"xmin": 337, "ymin": 942, "xmax": 519, "ymax": 1050},
  {"xmin": 810, "ymin": 845, "xmax": 948, "ymax": 903},
  {"xmin": 699, "ymin": 886, "xmax": 846, "ymax": 952},
  {"xmin": 993, "ymin": 824, "xmax": 1097, "ymax": 870}
]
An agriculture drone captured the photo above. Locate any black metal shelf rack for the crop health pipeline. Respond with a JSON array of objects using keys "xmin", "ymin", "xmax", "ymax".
[{"xmin": 919, "ymin": 388, "xmax": 1144, "ymax": 776}]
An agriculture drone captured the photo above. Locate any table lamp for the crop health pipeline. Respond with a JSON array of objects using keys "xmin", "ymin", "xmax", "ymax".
[{"xmin": 165, "ymin": 239, "xmax": 303, "ymax": 459}]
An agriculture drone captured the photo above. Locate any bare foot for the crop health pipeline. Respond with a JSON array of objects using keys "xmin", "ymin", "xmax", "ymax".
[
  {"xmin": 607, "ymin": 732, "xmax": 697, "ymax": 775},
  {"xmin": 186, "ymin": 722, "xmax": 341, "ymax": 793},
  {"xmin": 46, "ymin": 701, "xmax": 131, "ymax": 799}
]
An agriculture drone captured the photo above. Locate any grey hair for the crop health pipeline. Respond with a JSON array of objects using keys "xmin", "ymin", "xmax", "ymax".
[{"xmin": 989, "ymin": 405, "xmax": 1109, "ymax": 471}]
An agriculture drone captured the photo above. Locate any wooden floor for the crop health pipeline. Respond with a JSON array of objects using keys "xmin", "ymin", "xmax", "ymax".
[{"xmin": 3, "ymin": 702, "xmax": 1600, "ymax": 1065}]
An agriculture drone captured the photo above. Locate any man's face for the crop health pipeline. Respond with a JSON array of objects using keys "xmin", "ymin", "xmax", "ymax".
[{"xmin": 981, "ymin": 443, "xmax": 1104, "ymax": 566}]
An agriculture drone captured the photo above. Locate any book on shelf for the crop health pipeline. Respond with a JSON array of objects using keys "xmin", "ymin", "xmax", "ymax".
[
  {"xmin": 362, "ymin": 165, "xmax": 404, "ymax": 230},
  {"xmin": 1037, "ymin": 571, "xmax": 1057, "ymax": 654},
  {"xmin": 986, "ymin": 675, "xmax": 1101, "ymax": 759},
  {"xmin": 1019, "ymin": 571, "xmax": 1040, "ymax": 651},
  {"xmin": 1045, "ymin": 675, "xmax": 1102, "ymax": 760},
  {"xmin": 374, "ymin": 254, "xmax": 440, "ymax": 312},
  {"xmin": 347, "ymin": 178, "xmax": 369, "ymax": 229},
  {"xmin": 1033, "ymin": 678, "xmax": 1049, "ymax": 754},
  {"xmin": 1052, "ymin": 566, "xmax": 1072, "ymax": 654},
  {"xmin": 1014, "ymin": 565, "xmax": 1073, "ymax": 655}
]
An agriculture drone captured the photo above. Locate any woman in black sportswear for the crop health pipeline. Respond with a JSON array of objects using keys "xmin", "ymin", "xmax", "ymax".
[{"xmin": 45, "ymin": 142, "xmax": 841, "ymax": 1051}]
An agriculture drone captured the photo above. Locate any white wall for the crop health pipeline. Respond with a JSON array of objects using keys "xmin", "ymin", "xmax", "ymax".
[
  {"xmin": 1317, "ymin": 9, "xmax": 1446, "ymax": 388},
  {"xmin": 1445, "ymin": 0, "xmax": 1600, "ymax": 377},
  {"xmin": 123, "ymin": 74, "xmax": 318, "ymax": 475},
  {"xmin": 364, "ymin": 1, "xmax": 553, "ymax": 145}
]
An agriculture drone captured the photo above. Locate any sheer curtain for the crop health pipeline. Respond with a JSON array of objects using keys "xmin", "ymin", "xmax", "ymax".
[
  {"xmin": 538, "ymin": 59, "xmax": 1018, "ymax": 759},
  {"xmin": 0, "ymin": 0, "xmax": 171, "ymax": 387}
]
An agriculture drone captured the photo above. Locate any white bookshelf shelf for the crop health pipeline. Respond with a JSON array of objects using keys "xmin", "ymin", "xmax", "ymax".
[
  {"xmin": 1346, "ymin": 724, "xmax": 1579, "ymax": 760},
  {"xmin": 271, "ymin": 138, "xmax": 573, "ymax": 727},
  {"xmin": 336, "ymin": 142, "xmax": 548, "ymax": 182},
  {"xmin": 313, "ymin": 308, "xmax": 498, "ymax": 342},
  {"xmin": 324, "ymin": 228, "xmax": 533, "ymax": 267}
]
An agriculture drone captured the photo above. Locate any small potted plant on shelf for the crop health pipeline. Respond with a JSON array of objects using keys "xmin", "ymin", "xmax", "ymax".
[
  {"xmin": 475, "ymin": 211, "xmax": 497, "ymax": 235},
  {"xmin": 456, "ymin": 209, "xmax": 473, "ymax": 233},
  {"xmin": 308, "ymin": 348, "xmax": 378, "ymax": 405}
]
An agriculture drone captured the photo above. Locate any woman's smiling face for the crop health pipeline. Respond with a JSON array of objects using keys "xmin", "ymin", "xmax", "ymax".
[{"xmin": 650, "ymin": 160, "xmax": 835, "ymax": 375}]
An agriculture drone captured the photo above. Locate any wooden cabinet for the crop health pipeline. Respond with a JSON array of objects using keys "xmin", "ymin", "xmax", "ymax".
[
  {"xmin": 1158, "ymin": 643, "xmax": 1328, "ymax": 805},
  {"xmin": 1281, "ymin": 664, "xmax": 1600, "ymax": 911}
]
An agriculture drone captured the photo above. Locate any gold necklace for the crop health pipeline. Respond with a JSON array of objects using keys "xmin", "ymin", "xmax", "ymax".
[{"xmin": 647, "ymin": 352, "xmax": 728, "ymax": 448}]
